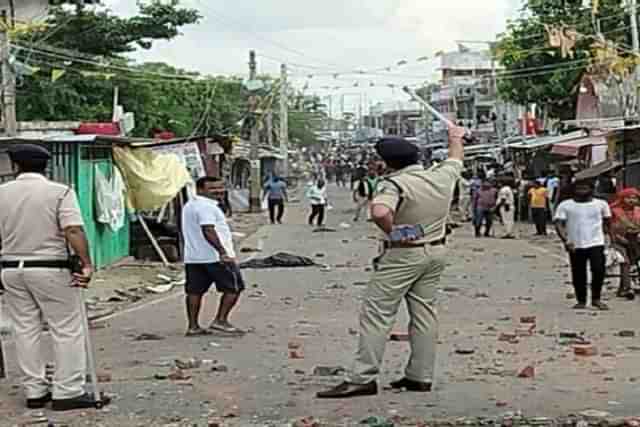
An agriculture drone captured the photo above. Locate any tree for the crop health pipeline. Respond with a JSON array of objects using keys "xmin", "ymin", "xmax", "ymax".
[
  {"xmin": 495, "ymin": 0, "xmax": 630, "ymax": 120},
  {"xmin": 14, "ymin": 1, "xmax": 243, "ymax": 137}
]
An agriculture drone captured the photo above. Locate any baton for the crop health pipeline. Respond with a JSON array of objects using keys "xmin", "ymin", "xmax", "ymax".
[
  {"xmin": 78, "ymin": 289, "xmax": 105, "ymax": 408},
  {"xmin": 402, "ymin": 86, "xmax": 473, "ymax": 142}
]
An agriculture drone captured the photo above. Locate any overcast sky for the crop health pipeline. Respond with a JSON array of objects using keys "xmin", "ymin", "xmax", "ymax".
[{"xmin": 103, "ymin": 0, "xmax": 522, "ymax": 113}]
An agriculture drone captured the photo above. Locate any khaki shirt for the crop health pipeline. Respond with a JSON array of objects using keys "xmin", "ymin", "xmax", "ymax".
[
  {"xmin": 373, "ymin": 160, "xmax": 463, "ymax": 244},
  {"xmin": 0, "ymin": 173, "xmax": 84, "ymax": 260}
]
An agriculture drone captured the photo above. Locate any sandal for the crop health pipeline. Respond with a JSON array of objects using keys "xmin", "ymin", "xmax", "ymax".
[
  {"xmin": 185, "ymin": 327, "xmax": 212, "ymax": 337},
  {"xmin": 210, "ymin": 322, "xmax": 245, "ymax": 335}
]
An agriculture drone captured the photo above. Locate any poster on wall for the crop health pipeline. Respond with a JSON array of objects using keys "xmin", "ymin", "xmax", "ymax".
[{"xmin": 151, "ymin": 142, "xmax": 205, "ymax": 181}]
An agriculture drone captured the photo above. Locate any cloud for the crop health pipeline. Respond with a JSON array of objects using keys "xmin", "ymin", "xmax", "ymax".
[{"xmin": 103, "ymin": 0, "xmax": 511, "ymax": 105}]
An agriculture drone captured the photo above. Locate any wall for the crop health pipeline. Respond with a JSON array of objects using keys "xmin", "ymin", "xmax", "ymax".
[{"xmin": 75, "ymin": 145, "xmax": 130, "ymax": 269}]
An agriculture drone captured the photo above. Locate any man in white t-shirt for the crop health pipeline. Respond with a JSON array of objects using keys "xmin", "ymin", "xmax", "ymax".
[
  {"xmin": 182, "ymin": 177, "xmax": 245, "ymax": 336},
  {"xmin": 554, "ymin": 180, "xmax": 612, "ymax": 311}
]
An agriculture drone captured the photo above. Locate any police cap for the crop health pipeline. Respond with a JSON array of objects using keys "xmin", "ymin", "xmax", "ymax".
[
  {"xmin": 8, "ymin": 144, "xmax": 51, "ymax": 162},
  {"xmin": 375, "ymin": 137, "xmax": 419, "ymax": 162}
]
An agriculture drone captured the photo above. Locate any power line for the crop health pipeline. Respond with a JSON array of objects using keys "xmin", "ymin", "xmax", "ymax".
[{"xmin": 192, "ymin": 0, "xmax": 345, "ymax": 70}]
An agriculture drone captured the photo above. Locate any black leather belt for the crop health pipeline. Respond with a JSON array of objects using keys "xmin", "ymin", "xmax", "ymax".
[
  {"xmin": 383, "ymin": 238, "xmax": 446, "ymax": 250},
  {"xmin": 1, "ymin": 260, "xmax": 70, "ymax": 269}
]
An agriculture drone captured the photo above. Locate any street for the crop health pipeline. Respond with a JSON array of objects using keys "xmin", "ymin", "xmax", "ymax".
[{"xmin": 2, "ymin": 184, "xmax": 640, "ymax": 427}]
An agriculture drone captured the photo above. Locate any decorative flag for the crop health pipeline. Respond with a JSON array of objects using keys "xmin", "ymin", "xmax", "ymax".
[{"xmin": 51, "ymin": 69, "xmax": 66, "ymax": 82}]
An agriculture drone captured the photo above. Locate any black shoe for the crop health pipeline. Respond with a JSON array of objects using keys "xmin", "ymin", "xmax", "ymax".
[
  {"xmin": 52, "ymin": 393, "xmax": 111, "ymax": 411},
  {"xmin": 592, "ymin": 301, "xmax": 610, "ymax": 311},
  {"xmin": 27, "ymin": 392, "xmax": 52, "ymax": 409},
  {"xmin": 572, "ymin": 303, "xmax": 587, "ymax": 310},
  {"xmin": 389, "ymin": 377, "xmax": 432, "ymax": 392},
  {"xmin": 316, "ymin": 381, "xmax": 377, "ymax": 399}
]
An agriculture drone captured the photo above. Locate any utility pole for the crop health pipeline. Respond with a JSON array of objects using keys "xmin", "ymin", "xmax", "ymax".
[
  {"xmin": 266, "ymin": 111, "xmax": 273, "ymax": 146},
  {"xmin": 630, "ymin": 0, "xmax": 640, "ymax": 114},
  {"xmin": 279, "ymin": 63, "xmax": 289, "ymax": 178},
  {"xmin": 1, "ymin": 9, "xmax": 16, "ymax": 137},
  {"xmin": 248, "ymin": 50, "xmax": 261, "ymax": 213}
]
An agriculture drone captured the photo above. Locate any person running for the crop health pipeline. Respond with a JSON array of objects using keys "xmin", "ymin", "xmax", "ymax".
[
  {"xmin": 306, "ymin": 179, "xmax": 328, "ymax": 227},
  {"xmin": 555, "ymin": 180, "xmax": 612, "ymax": 311},
  {"xmin": 263, "ymin": 175, "xmax": 288, "ymax": 224},
  {"xmin": 529, "ymin": 180, "xmax": 548, "ymax": 236},
  {"xmin": 182, "ymin": 177, "xmax": 246, "ymax": 336},
  {"xmin": 353, "ymin": 169, "xmax": 378, "ymax": 222}
]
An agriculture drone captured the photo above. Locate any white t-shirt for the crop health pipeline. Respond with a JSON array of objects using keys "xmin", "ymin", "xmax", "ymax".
[
  {"xmin": 554, "ymin": 198, "xmax": 612, "ymax": 249},
  {"xmin": 498, "ymin": 186, "xmax": 514, "ymax": 206},
  {"xmin": 182, "ymin": 196, "xmax": 235, "ymax": 264}
]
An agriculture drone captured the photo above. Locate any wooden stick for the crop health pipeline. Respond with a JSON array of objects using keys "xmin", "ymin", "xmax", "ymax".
[
  {"xmin": 156, "ymin": 202, "xmax": 169, "ymax": 224},
  {"xmin": 137, "ymin": 214, "xmax": 170, "ymax": 267},
  {"xmin": 0, "ymin": 336, "xmax": 6, "ymax": 379},
  {"xmin": 0, "ymin": 293, "xmax": 6, "ymax": 379}
]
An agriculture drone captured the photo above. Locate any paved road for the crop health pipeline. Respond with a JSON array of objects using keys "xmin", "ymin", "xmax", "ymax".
[{"xmin": 2, "ymin": 184, "xmax": 640, "ymax": 426}]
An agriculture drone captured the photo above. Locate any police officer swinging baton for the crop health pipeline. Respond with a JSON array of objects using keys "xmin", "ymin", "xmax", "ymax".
[{"xmin": 402, "ymin": 86, "xmax": 474, "ymax": 143}]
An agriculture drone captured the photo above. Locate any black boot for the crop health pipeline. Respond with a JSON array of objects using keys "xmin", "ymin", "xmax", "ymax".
[{"xmin": 316, "ymin": 381, "xmax": 377, "ymax": 399}]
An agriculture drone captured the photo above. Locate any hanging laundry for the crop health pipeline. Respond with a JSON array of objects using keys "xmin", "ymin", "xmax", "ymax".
[
  {"xmin": 561, "ymin": 27, "xmax": 579, "ymax": 59},
  {"xmin": 94, "ymin": 165, "xmax": 126, "ymax": 232},
  {"xmin": 544, "ymin": 24, "xmax": 562, "ymax": 48}
]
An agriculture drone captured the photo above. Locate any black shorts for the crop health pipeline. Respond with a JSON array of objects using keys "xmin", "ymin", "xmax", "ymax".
[{"xmin": 185, "ymin": 263, "xmax": 246, "ymax": 295}]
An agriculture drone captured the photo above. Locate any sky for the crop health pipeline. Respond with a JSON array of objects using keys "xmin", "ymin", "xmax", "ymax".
[{"xmin": 102, "ymin": 0, "xmax": 522, "ymax": 114}]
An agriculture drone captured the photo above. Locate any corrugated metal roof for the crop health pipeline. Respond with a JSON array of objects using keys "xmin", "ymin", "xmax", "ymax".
[
  {"xmin": 551, "ymin": 136, "xmax": 607, "ymax": 157},
  {"xmin": 507, "ymin": 131, "xmax": 587, "ymax": 150}
]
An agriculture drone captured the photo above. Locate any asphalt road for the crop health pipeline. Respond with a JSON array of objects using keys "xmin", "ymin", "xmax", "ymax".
[{"xmin": 2, "ymin": 184, "xmax": 640, "ymax": 427}]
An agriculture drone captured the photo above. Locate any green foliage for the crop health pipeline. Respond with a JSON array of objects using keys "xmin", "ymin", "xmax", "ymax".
[
  {"xmin": 15, "ymin": 1, "xmax": 245, "ymax": 137},
  {"xmin": 495, "ymin": 0, "xmax": 628, "ymax": 119},
  {"xmin": 14, "ymin": 1, "xmax": 322, "ymax": 144}
]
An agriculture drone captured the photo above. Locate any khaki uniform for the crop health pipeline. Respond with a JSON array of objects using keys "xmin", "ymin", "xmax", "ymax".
[
  {"xmin": 0, "ymin": 173, "xmax": 87, "ymax": 400},
  {"xmin": 348, "ymin": 160, "xmax": 463, "ymax": 385}
]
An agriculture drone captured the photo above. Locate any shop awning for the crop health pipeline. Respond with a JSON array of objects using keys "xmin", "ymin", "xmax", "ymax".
[
  {"xmin": 551, "ymin": 136, "xmax": 606, "ymax": 157},
  {"xmin": 574, "ymin": 159, "xmax": 622, "ymax": 181}
]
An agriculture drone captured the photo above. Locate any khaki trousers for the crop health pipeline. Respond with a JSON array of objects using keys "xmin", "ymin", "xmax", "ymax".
[
  {"xmin": 1, "ymin": 267, "xmax": 86, "ymax": 399},
  {"xmin": 348, "ymin": 246, "xmax": 446, "ymax": 384},
  {"xmin": 459, "ymin": 196, "xmax": 471, "ymax": 220},
  {"xmin": 500, "ymin": 206, "xmax": 515, "ymax": 236}
]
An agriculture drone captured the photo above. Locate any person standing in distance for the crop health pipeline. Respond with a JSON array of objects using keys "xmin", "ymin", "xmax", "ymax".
[
  {"xmin": 555, "ymin": 180, "xmax": 612, "ymax": 311},
  {"xmin": 529, "ymin": 180, "xmax": 549, "ymax": 236},
  {"xmin": 0, "ymin": 144, "xmax": 106, "ymax": 411},
  {"xmin": 497, "ymin": 178, "xmax": 516, "ymax": 239},
  {"xmin": 182, "ymin": 177, "xmax": 246, "ymax": 336},
  {"xmin": 317, "ymin": 126, "xmax": 465, "ymax": 399}
]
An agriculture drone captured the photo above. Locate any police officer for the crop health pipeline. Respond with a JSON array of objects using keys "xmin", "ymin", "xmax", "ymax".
[
  {"xmin": 317, "ymin": 126, "xmax": 465, "ymax": 398},
  {"xmin": 0, "ymin": 144, "xmax": 107, "ymax": 411}
]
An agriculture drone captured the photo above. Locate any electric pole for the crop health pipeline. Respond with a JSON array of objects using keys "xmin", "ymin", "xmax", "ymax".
[
  {"xmin": 279, "ymin": 63, "xmax": 289, "ymax": 178},
  {"xmin": 1, "ymin": 8, "xmax": 16, "ymax": 137},
  {"xmin": 630, "ymin": 0, "xmax": 640, "ymax": 115},
  {"xmin": 248, "ymin": 50, "xmax": 262, "ymax": 213}
]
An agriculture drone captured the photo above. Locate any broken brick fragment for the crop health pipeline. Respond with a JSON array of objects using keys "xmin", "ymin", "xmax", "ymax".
[
  {"xmin": 517, "ymin": 365, "xmax": 535, "ymax": 378},
  {"xmin": 574, "ymin": 345, "xmax": 598, "ymax": 356}
]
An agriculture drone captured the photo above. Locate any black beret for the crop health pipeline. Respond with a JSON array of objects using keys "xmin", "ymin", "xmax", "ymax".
[
  {"xmin": 8, "ymin": 144, "xmax": 51, "ymax": 162},
  {"xmin": 375, "ymin": 137, "xmax": 419, "ymax": 161}
]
